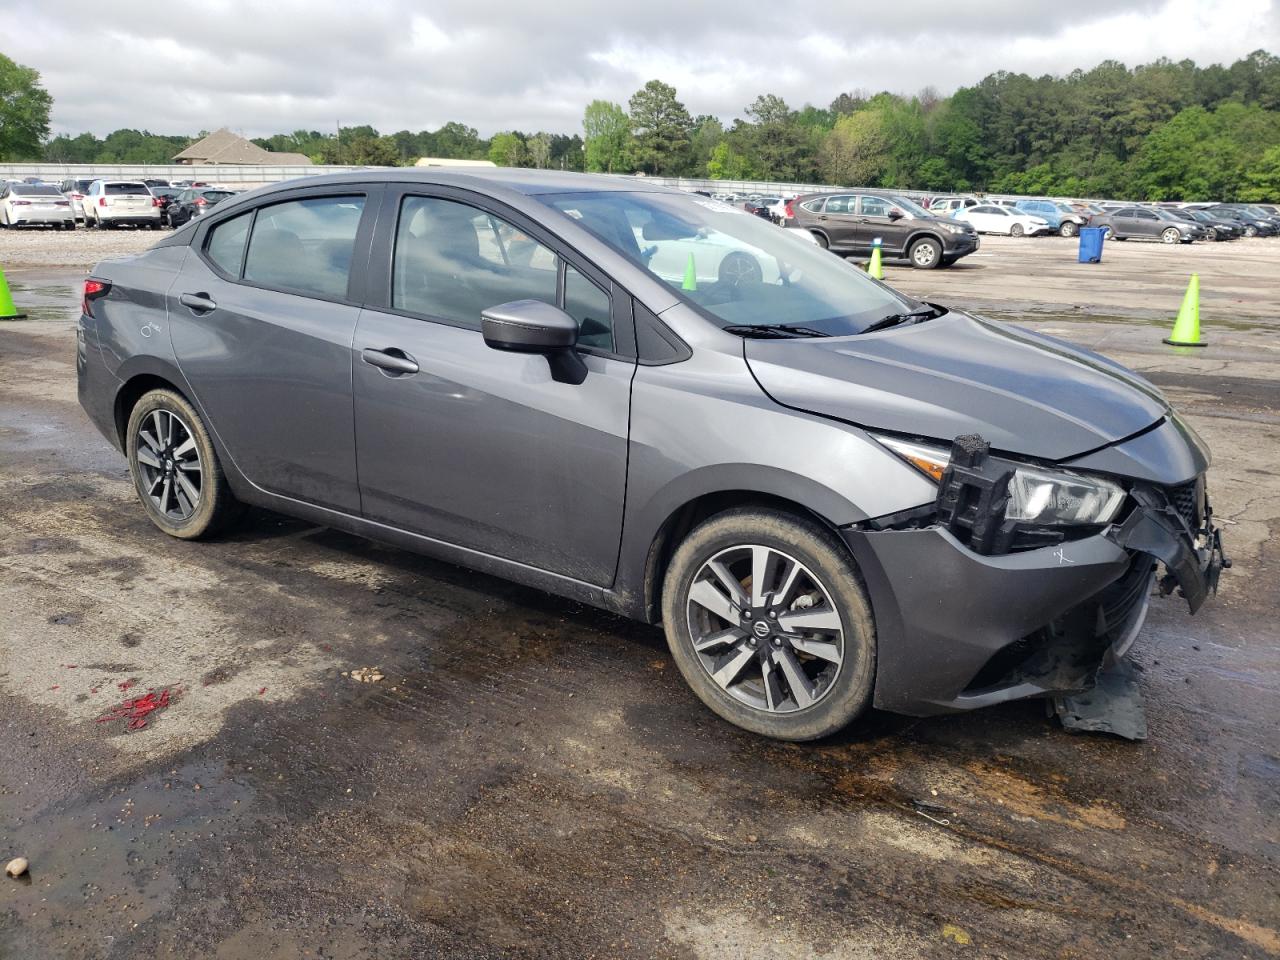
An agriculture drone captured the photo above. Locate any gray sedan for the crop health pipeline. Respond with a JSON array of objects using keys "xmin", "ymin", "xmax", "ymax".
[
  {"xmin": 1092, "ymin": 206, "xmax": 1206, "ymax": 243},
  {"xmin": 77, "ymin": 170, "xmax": 1227, "ymax": 741}
]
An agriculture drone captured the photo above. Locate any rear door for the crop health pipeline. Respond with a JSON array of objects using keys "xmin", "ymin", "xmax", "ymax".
[
  {"xmin": 351, "ymin": 186, "xmax": 635, "ymax": 586},
  {"xmin": 168, "ymin": 186, "xmax": 379, "ymax": 512},
  {"xmin": 812, "ymin": 195, "xmax": 859, "ymax": 250}
]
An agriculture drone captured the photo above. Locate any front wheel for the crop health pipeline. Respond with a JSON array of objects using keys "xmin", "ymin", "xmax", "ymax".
[
  {"xmin": 1059, "ymin": 221, "xmax": 1079, "ymax": 238},
  {"xmin": 908, "ymin": 237, "xmax": 942, "ymax": 269},
  {"xmin": 1009, "ymin": 223, "xmax": 1025, "ymax": 238},
  {"xmin": 1245, "ymin": 225, "xmax": 1258, "ymax": 237},
  {"xmin": 1102, "ymin": 226, "xmax": 1115, "ymax": 241},
  {"xmin": 1162, "ymin": 227, "xmax": 1181, "ymax": 244},
  {"xmin": 661, "ymin": 508, "xmax": 876, "ymax": 741},
  {"xmin": 126, "ymin": 389, "xmax": 241, "ymax": 540}
]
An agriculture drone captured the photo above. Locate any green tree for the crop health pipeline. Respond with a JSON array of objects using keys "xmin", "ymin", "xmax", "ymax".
[
  {"xmin": 706, "ymin": 140, "xmax": 753, "ymax": 179},
  {"xmin": 489, "ymin": 131, "xmax": 526, "ymax": 167},
  {"xmin": 582, "ymin": 100, "xmax": 630, "ymax": 173},
  {"xmin": 819, "ymin": 111, "xmax": 890, "ymax": 186},
  {"xmin": 0, "ymin": 53, "xmax": 52, "ymax": 160},
  {"xmin": 627, "ymin": 80, "xmax": 692, "ymax": 175},
  {"xmin": 741, "ymin": 94, "xmax": 810, "ymax": 180},
  {"xmin": 527, "ymin": 132, "xmax": 552, "ymax": 169},
  {"xmin": 1241, "ymin": 144, "xmax": 1280, "ymax": 201}
]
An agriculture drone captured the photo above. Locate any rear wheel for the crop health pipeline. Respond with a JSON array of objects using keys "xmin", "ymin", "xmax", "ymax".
[
  {"xmin": 1161, "ymin": 227, "xmax": 1181, "ymax": 244},
  {"xmin": 661, "ymin": 508, "xmax": 876, "ymax": 741},
  {"xmin": 1009, "ymin": 223, "xmax": 1025, "ymax": 238},
  {"xmin": 126, "ymin": 389, "xmax": 241, "ymax": 540},
  {"xmin": 908, "ymin": 237, "xmax": 942, "ymax": 269},
  {"xmin": 811, "ymin": 231, "xmax": 829, "ymax": 249}
]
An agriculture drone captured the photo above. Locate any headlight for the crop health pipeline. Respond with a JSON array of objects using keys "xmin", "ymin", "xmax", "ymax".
[
  {"xmin": 1006, "ymin": 465, "xmax": 1125, "ymax": 525},
  {"xmin": 940, "ymin": 223, "xmax": 966, "ymax": 234},
  {"xmin": 875, "ymin": 436, "xmax": 950, "ymax": 483}
]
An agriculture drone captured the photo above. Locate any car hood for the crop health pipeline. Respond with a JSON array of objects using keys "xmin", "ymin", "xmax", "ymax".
[{"xmin": 744, "ymin": 311, "xmax": 1169, "ymax": 461}]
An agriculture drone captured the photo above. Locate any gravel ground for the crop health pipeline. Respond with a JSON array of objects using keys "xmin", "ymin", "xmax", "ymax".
[{"xmin": 0, "ymin": 224, "xmax": 164, "ymax": 269}]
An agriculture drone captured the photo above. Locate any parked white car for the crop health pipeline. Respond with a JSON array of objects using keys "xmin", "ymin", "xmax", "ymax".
[
  {"xmin": 82, "ymin": 180, "xmax": 161, "ymax": 229},
  {"xmin": 0, "ymin": 182, "xmax": 76, "ymax": 229},
  {"xmin": 930, "ymin": 196, "xmax": 982, "ymax": 217},
  {"xmin": 953, "ymin": 204, "xmax": 1051, "ymax": 237}
]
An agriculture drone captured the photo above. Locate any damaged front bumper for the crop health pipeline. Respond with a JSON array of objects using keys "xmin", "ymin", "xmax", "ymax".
[{"xmin": 843, "ymin": 459, "xmax": 1228, "ymax": 722}]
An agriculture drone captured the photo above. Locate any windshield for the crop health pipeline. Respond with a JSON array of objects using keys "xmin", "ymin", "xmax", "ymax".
[
  {"xmin": 1154, "ymin": 209, "xmax": 1184, "ymax": 221},
  {"xmin": 540, "ymin": 190, "xmax": 914, "ymax": 335},
  {"xmin": 885, "ymin": 195, "xmax": 932, "ymax": 219}
]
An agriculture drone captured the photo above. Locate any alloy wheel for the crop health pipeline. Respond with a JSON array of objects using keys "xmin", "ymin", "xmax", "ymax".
[
  {"xmin": 911, "ymin": 242, "xmax": 938, "ymax": 267},
  {"xmin": 135, "ymin": 409, "xmax": 203, "ymax": 521},
  {"xmin": 1162, "ymin": 228, "xmax": 1180, "ymax": 244},
  {"xmin": 685, "ymin": 544, "xmax": 844, "ymax": 714}
]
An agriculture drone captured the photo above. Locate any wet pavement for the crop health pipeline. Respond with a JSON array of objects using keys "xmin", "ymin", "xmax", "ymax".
[{"xmin": 1, "ymin": 246, "xmax": 1278, "ymax": 958}]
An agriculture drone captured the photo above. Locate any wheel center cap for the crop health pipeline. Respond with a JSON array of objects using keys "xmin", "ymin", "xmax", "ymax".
[{"xmin": 752, "ymin": 620, "xmax": 771, "ymax": 639}]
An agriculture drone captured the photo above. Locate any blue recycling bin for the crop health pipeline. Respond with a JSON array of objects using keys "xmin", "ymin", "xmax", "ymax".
[{"xmin": 1077, "ymin": 227, "xmax": 1104, "ymax": 263}]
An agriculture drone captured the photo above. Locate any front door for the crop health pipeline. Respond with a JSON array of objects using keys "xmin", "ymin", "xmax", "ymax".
[
  {"xmin": 853, "ymin": 195, "xmax": 909, "ymax": 255},
  {"xmin": 351, "ymin": 189, "xmax": 634, "ymax": 587},
  {"xmin": 1128, "ymin": 208, "xmax": 1160, "ymax": 238},
  {"xmin": 168, "ymin": 189, "xmax": 376, "ymax": 512}
]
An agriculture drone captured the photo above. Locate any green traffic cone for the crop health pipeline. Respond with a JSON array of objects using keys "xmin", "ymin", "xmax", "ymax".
[
  {"xmin": 682, "ymin": 253, "xmax": 697, "ymax": 291},
  {"xmin": 1163, "ymin": 274, "xmax": 1205, "ymax": 347},
  {"xmin": 867, "ymin": 240, "xmax": 884, "ymax": 281},
  {"xmin": 0, "ymin": 266, "xmax": 26, "ymax": 321}
]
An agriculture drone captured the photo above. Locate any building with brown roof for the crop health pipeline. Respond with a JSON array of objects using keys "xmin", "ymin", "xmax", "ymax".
[{"xmin": 173, "ymin": 129, "xmax": 313, "ymax": 166}]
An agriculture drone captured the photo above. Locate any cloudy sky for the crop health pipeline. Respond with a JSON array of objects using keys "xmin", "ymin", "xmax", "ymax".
[{"xmin": 9, "ymin": 0, "xmax": 1280, "ymax": 138}]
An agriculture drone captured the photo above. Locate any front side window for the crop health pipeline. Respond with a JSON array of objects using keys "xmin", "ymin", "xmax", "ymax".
[
  {"xmin": 859, "ymin": 196, "xmax": 891, "ymax": 217},
  {"xmin": 392, "ymin": 196, "xmax": 557, "ymax": 329},
  {"xmin": 563, "ymin": 266, "xmax": 612, "ymax": 350},
  {"xmin": 542, "ymin": 190, "xmax": 912, "ymax": 335},
  {"xmin": 243, "ymin": 194, "xmax": 365, "ymax": 299},
  {"xmin": 206, "ymin": 211, "xmax": 252, "ymax": 276}
]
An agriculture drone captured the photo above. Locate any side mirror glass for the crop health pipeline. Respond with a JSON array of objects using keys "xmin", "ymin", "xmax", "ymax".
[{"xmin": 887, "ymin": 208, "xmax": 905, "ymax": 221}]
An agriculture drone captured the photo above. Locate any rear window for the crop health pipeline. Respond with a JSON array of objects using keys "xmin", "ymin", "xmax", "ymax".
[
  {"xmin": 13, "ymin": 184, "xmax": 61, "ymax": 196},
  {"xmin": 243, "ymin": 195, "xmax": 366, "ymax": 299},
  {"xmin": 198, "ymin": 191, "xmax": 235, "ymax": 202},
  {"xmin": 105, "ymin": 183, "xmax": 150, "ymax": 195}
]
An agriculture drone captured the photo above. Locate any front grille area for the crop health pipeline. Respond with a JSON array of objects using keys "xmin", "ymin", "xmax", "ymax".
[{"xmin": 1169, "ymin": 479, "xmax": 1200, "ymax": 529}]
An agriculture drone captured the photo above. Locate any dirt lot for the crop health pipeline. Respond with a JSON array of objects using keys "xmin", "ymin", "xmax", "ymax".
[{"xmin": 1, "ymin": 233, "xmax": 1278, "ymax": 959}]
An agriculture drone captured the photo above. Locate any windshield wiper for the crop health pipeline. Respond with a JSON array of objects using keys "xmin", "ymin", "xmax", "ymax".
[
  {"xmin": 722, "ymin": 323, "xmax": 830, "ymax": 339},
  {"xmin": 861, "ymin": 303, "xmax": 945, "ymax": 335}
]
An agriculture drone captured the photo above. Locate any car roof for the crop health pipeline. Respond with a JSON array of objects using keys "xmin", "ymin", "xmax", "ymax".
[{"xmin": 256, "ymin": 168, "xmax": 679, "ymax": 198}]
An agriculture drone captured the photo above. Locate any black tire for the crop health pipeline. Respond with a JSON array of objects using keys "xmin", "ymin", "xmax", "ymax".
[
  {"xmin": 1206, "ymin": 228, "xmax": 1217, "ymax": 241},
  {"xmin": 1102, "ymin": 226, "xmax": 1115, "ymax": 241},
  {"xmin": 908, "ymin": 237, "xmax": 942, "ymax": 269},
  {"xmin": 1161, "ymin": 227, "xmax": 1181, "ymax": 244},
  {"xmin": 811, "ymin": 230, "xmax": 829, "ymax": 249},
  {"xmin": 126, "ymin": 389, "xmax": 241, "ymax": 540},
  {"xmin": 1009, "ymin": 223, "xmax": 1025, "ymax": 238},
  {"xmin": 1059, "ymin": 221, "xmax": 1079, "ymax": 237},
  {"xmin": 661, "ymin": 507, "xmax": 876, "ymax": 741},
  {"xmin": 1245, "ymin": 225, "xmax": 1258, "ymax": 237}
]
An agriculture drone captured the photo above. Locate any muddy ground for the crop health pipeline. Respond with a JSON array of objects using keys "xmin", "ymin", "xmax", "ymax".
[{"xmin": 1, "ymin": 235, "xmax": 1278, "ymax": 959}]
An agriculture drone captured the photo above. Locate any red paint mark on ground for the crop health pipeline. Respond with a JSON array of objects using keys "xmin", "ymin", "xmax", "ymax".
[
  {"xmin": 96, "ymin": 687, "xmax": 181, "ymax": 731},
  {"xmin": 49, "ymin": 685, "xmax": 59, "ymax": 691},
  {"xmin": 258, "ymin": 687, "xmax": 267, "ymax": 696},
  {"xmin": 118, "ymin": 680, "xmax": 136, "ymax": 692}
]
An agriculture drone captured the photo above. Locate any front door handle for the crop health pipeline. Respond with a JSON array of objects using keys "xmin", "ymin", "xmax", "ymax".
[
  {"xmin": 179, "ymin": 292, "xmax": 216, "ymax": 313},
  {"xmin": 361, "ymin": 347, "xmax": 419, "ymax": 376}
]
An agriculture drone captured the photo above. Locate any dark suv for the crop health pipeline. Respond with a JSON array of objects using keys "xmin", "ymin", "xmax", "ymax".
[{"xmin": 787, "ymin": 190, "xmax": 978, "ymax": 268}]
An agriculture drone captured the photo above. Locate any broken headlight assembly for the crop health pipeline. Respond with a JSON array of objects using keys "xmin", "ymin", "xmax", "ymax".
[{"xmin": 875, "ymin": 433, "xmax": 1126, "ymax": 554}]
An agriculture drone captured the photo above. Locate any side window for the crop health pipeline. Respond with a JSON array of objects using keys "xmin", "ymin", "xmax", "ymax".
[
  {"xmin": 243, "ymin": 194, "xmax": 365, "ymax": 299},
  {"xmin": 799, "ymin": 198, "xmax": 825, "ymax": 214},
  {"xmin": 824, "ymin": 196, "xmax": 853, "ymax": 214},
  {"xmin": 563, "ymin": 265, "xmax": 612, "ymax": 351},
  {"xmin": 859, "ymin": 196, "xmax": 891, "ymax": 217},
  {"xmin": 205, "ymin": 211, "xmax": 253, "ymax": 277},
  {"xmin": 392, "ymin": 196, "xmax": 557, "ymax": 329}
]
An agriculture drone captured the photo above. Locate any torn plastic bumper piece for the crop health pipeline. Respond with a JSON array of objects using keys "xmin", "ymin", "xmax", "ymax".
[
  {"xmin": 1053, "ymin": 659, "xmax": 1148, "ymax": 741},
  {"xmin": 1105, "ymin": 484, "xmax": 1230, "ymax": 614}
]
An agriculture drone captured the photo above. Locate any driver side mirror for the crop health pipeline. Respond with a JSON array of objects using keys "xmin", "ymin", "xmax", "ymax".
[
  {"xmin": 887, "ymin": 208, "xmax": 905, "ymax": 221},
  {"xmin": 481, "ymin": 299, "xmax": 586, "ymax": 385}
]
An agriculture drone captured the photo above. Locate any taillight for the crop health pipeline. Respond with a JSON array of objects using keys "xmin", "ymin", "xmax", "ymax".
[
  {"xmin": 99, "ymin": 197, "xmax": 107, "ymax": 207},
  {"xmin": 153, "ymin": 197, "xmax": 162, "ymax": 207},
  {"xmin": 194, "ymin": 197, "xmax": 208, "ymax": 206},
  {"xmin": 82, "ymin": 278, "xmax": 111, "ymax": 317},
  {"xmin": 785, "ymin": 200, "xmax": 795, "ymax": 219},
  {"xmin": 12, "ymin": 200, "xmax": 30, "ymax": 206}
]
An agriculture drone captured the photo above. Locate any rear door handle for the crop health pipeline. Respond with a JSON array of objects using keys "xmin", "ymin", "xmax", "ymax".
[
  {"xmin": 179, "ymin": 292, "xmax": 216, "ymax": 312},
  {"xmin": 361, "ymin": 347, "xmax": 419, "ymax": 376}
]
